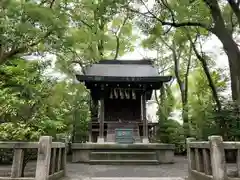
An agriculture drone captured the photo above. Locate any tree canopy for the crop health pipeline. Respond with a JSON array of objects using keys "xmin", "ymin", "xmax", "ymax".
[{"xmin": 1, "ymin": 0, "xmax": 240, "ymax": 155}]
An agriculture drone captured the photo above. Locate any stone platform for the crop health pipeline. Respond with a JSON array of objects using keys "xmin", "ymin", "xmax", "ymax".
[{"xmin": 71, "ymin": 143, "xmax": 175, "ymax": 164}]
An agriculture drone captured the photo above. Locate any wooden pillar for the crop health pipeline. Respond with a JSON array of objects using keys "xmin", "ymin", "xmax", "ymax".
[
  {"xmin": 88, "ymin": 121, "xmax": 92, "ymax": 142},
  {"xmin": 89, "ymin": 98, "xmax": 98, "ymax": 142},
  {"xmin": 141, "ymin": 93, "xmax": 148, "ymax": 143},
  {"xmin": 91, "ymin": 98, "xmax": 98, "ymax": 121},
  {"xmin": 154, "ymin": 126, "xmax": 157, "ymax": 137},
  {"xmin": 98, "ymin": 98, "xmax": 104, "ymax": 143}
]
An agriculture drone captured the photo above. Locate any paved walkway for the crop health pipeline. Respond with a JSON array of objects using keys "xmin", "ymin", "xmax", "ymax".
[
  {"xmin": 1, "ymin": 154, "xmax": 238, "ymax": 180},
  {"xmin": 63, "ymin": 156, "xmax": 188, "ymax": 180},
  {"xmin": 0, "ymin": 156, "xmax": 188, "ymax": 180},
  {"xmin": 83, "ymin": 178, "xmax": 184, "ymax": 180}
]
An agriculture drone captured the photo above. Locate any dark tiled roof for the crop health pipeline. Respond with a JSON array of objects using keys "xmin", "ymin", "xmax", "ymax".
[
  {"xmin": 84, "ymin": 59, "xmax": 158, "ymax": 77},
  {"xmin": 76, "ymin": 75, "xmax": 172, "ymax": 83},
  {"xmin": 97, "ymin": 59, "xmax": 154, "ymax": 65}
]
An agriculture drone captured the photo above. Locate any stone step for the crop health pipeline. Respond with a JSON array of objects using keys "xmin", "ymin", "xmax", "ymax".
[
  {"xmin": 90, "ymin": 151, "xmax": 157, "ymax": 161},
  {"xmin": 89, "ymin": 159, "xmax": 159, "ymax": 165},
  {"xmin": 91, "ymin": 151, "xmax": 155, "ymax": 155},
  {"xmin": 88, "ymin": 178, "xmax": 184, "ymax": 180}
]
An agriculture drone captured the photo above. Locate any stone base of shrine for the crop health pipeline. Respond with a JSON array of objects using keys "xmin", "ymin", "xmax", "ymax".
[{"xmin": 71, "ymin": 143, "xmax": 175, "ymax": 164}]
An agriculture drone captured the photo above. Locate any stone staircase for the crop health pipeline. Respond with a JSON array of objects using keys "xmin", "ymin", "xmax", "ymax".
[
  {"xmin": 88, "ymin": 122, "xmax": 158, "ymax": 164},
  {"xmin": 89, "ymin": 150, "xmax": 158, "ymax": 164},
  {"xmin": 89, "ymin": 122, "xmax": 156, "ymax": 164}
]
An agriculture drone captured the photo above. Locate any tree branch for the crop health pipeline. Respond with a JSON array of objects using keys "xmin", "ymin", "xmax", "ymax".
[
  {"xmin": 0, "ymin": 30, "xmax": 53, "ymax": 65},
  {"xmin": 227, "ymin": 0, "xmax": 240, "ymax": 26},
  {"xmin": 203, "ymin": 0, "xmax": 226, "ymax": 33},
  {"xmin": 229, "ymin": 10, "xmax": 238, "ymax": 34},
  {"xmin": 187, "ymin": 32, "xmax": 222, "ymax": 111},
  {"xmin": 113, "ymin": 15, "xmax": 129, "ymax": 60},
  {"xmin": 39, "ymin": 0, "xmax": 56, "ymax": 8},
  {"xmin": 127, "ymin": 0, "xmax": 211, "ymax": 31},
  {"xmin": 49, "ymin": 0, "xmax": 56, "ymax": 8},
  {"xmin": 79, "ymin": 19, "xmax": 93, "ymax": 29},
  {"xmin": 183, "ymin": 35, "xmax": 196, "ymax": 105},
  {"xmin": 159, "ymin": 0, "xmax": 175, "ymax": 24}
]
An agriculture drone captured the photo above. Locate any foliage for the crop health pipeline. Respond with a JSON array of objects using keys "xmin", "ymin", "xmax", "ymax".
[
  {"xmin": 0, "ymin": 0, "xmax": 136, "ymax": 78},
  {"xmin": 155, "ymin": 67, "xmax": 229, "ymax": 153},
  {"xmin": 156, "ymin": 85, "xmax": 185, "ymax": 153},
  {"xmin": 211, "ymin": 101, "xmax": 240, "ymax": 141},
  {"xmin": 157, "ymin": 85, "xmax": 175, "ymax": 122},
  {"xmin": 0, "ymin": 59, "xmax": 89, "ymax": 142},
  {"xmin": 1, "ymin": 0, "xmax": 240, "ymax": 162},
  {"xmin": 187, "ymin": 68, "xmax": 228, "ymax": 140},
  {"xmin": 0, "ymin": 59, "xmax": 90, "ymax": 168},
  {"xmin": 0, "ymin": 122, "xmax": 42, "ymax": 141}
]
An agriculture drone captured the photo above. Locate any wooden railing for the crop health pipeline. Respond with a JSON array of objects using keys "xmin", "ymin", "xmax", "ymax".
[
  {"xmin": 0, "ymin": 136, "xmax": 66, "ymax": 180},
  {"xmin": 187, "ymin": 136, "xmax": 240, "ymax": 180}
]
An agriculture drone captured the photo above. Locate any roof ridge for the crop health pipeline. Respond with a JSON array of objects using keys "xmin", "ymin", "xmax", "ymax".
[{"xmin": 97, "ymin": 59, "xmax": 154, "ymax": 65}]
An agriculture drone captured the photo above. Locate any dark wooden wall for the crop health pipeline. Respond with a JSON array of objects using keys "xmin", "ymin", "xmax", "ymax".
[{"xmin": 104, "ymin": 99, "xmax": 141, "ymax": 122}]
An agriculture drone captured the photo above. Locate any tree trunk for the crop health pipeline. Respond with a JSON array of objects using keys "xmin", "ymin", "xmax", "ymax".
[
  {"xmin": 216, "ymin": 31, "xmax": 240, "ymax": 104},
  {"xmin": 204, "ymin": 0, "xmax": 240, "ymax": 105},
  {"xmin": 227, "ymin": 0, "xmax": 240, "ymax": 26},
  {"xmin": 171, "ymin": 42, "xmax": 190, "ymax": 137},
  {"xmin": 187, "ymin": 34, "xmax": 222, "ymax": 111}
]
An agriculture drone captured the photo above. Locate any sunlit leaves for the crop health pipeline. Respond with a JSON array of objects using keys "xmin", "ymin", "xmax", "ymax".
[
  {"xmin": 0, "ymin": 0, "xmax": 67, "ymax": 56},
  {"xmin": 0, "ymin": 122, "xmax": 42, "ymax": 141},
  {"xmin": 0, "ymin": 59, "xmax": 89, "ymax": 141},
  {"xmin": 187, "ymin": 68, "xmax": 228, "ymax": 139},
  {"xmin": 149, "ymin": 23, "xmax": 163, "ymax": 36}
]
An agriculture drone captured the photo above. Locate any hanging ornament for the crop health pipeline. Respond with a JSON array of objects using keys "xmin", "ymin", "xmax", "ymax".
[
  {"xmin": 109, "ymin": 89, "xmax": 113, "ymax": 99},
  {"xmin": 125, "ymin": 90, "xmax": 129, "ymax": 99},
  {"xmin": 114, "ymin": 88, "xmax": 118, "ymax": 99},
  {"xmin": 120, "ymin": 89, "xmax": 124, "ymax": 99},
  {"xmin": 132, "ymin": 90, "xmax": 136, "ymax": 100}
]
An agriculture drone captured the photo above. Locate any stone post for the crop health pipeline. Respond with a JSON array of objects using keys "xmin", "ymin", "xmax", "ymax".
[
  {"xmin": 209, "ymin": 136, "xmax": 226, "ymax": 180},
  {"xmin": 62, "ymin": 147, "xmax": 67, "ymax": 176},
  {"xmin": 11, "ymin": 149, "xmax": 24, "ymax": 178},
  {"xmin": 237, "ymin": 149, "xmax": 240, "ymax": 177},
  {"xmin": 50, "ymin": 148, "xmax": 56, "ymax": 175},
  {"xmin": 186, "ymin": 137, "xmax": 196, "ymax": 177},
  {"xmin": 57, "ymin": 148, "xmax": 62, "ymax": 171},
  {"xmin": 35, "ymin": 136, "xmax": 52, "ymax": 180},
  {"xmin": 203, "ymin": 148, "xmax": 212, "ymax": 175}
]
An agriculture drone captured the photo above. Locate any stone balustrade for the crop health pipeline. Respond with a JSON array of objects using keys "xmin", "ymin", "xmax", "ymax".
[
  {"xmin": 0, "ymin": 136, "xmax": 66, "ymax": 180},
  {"xmin": 187, "ymin": 136, "xmax": 240, "ymax": 180}
]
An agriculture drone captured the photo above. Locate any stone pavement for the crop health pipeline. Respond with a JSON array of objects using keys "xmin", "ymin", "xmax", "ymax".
[
  {"xmin": 84, "ymin": 178, "xmax": 184, "ymax": 180},
  {"xmin": 0, "ymin": 156, "xmax": 188, "ymax": 180},
  {"xmin": 63, "ymin": 156, "xmax": 188, "ymax": 180}
]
